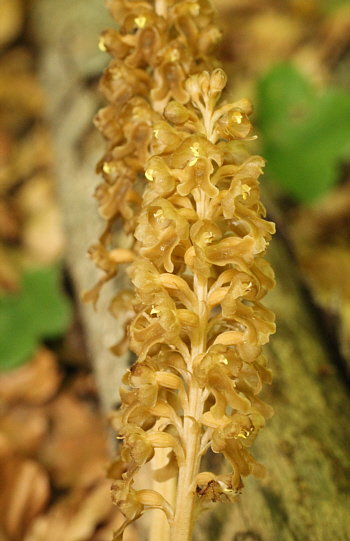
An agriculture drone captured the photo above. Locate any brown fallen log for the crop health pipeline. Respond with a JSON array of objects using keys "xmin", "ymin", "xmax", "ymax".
[{"xmin": 30, "ymin": 1, "xmax": 350, "ymax": 539}]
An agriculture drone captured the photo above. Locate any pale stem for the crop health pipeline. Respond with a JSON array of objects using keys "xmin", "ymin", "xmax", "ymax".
[
  {"xmin": 170, "ymin": 190, "xmax": 210, "ymax": 541},
  {"xmin": 167, "ymin": 101, "xmax": 214, "ymax": 541},
  {"xmin": 170, "ymin": 280, "xmax": 207, "ymax": 541},
  {"xmin": 149, "ymin": 445, "xmax": 176, "ymax": 541}
]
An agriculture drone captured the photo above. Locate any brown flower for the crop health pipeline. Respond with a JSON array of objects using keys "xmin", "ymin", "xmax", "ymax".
[
  {"xmin": 136, "ymin": 199, "xmax": 190, "ymax": 272},
  {"xmin": 88, "ymin": 2, "xmax": 276, "ymax": 539}
]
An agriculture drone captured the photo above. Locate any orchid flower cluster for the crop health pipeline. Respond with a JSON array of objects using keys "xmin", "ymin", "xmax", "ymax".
[
  {"xmin": 109, "ymin": 69, "xmax": 275, "ymax": 541},
  {"xmin": 86, "ymin": 2, "xmax": 276, "ymax": 541},
  {"xmin": 84, "ymin": 0, "xmax": 221, "ymax": 306}
]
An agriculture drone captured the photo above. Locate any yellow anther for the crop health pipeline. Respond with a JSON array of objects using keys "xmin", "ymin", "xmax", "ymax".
[
  {"xmin": 235, "ymin": 427, "xmax": 253, "ymax": 440},
  {"xmin": 103, "ymin": 162, "xmax": 113, "ymax": 174},
  {"xmin": 241, "ymin": 184, "xmax": 251, "ymax": 200},
  {"xmin": 189, "ymin": 142, "xmax": 200, "ymax": 166},
  {"xmin": 232, "ymin": 111, "xmax": 243, "ymax": 124},
  {"xmin": 192, "ymin": 142, "xmax": 200, "ymax": 152},
  {"xmin": 145, "ymin": 169, "xmax": 154, "ymax": 181},
  {"xmin": 150, "ymin": 305, "xmax": 160, "ymax": 315},
  {"xmin": 170, "ymin": 49, "xmax": 180, "ymax": 62},
  {"xmin": 154, "ymin": 209, "xmax": 164, "ymax": 221},
  {"xmin": 134, "ymin": 16, "xmax": 147, "ymax": 28},
  {"xmin": 154, "ymin": 129, "xmax": 159, "ymax": 139},
  {"xmin": 219, "ymin": 357, "xmax": 228, "ymax": 365},
  {"xmin": 204, "ymin": 232, "xmax": 214, "ymax": 243},
  {"xmin": 99, "ymin": 37, "xmax": 107, "ymax": 52}
]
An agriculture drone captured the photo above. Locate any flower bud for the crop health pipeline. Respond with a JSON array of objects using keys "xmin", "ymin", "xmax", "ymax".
[
  {"xmin": 119, "ymin": 425, "xmax": 155, "ymax": 466},
  {"xmin": 209, "ymin": 69, "xmax": 227, "ymax": 96},
  {"xmin": 198, "ymin": 71, "xmax": 211, "ymax": 95},
  {"xmin": 164, "ymin": 101, "xmax": 191, "ymax": 125}
]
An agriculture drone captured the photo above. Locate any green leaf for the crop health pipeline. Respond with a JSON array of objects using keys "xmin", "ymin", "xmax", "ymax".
[
  {"xmin": 257, "ymin": 63, "xmax": 350, "ymax": 202},
  {"xmin": 0, "ymin": 266, "xmax": 72, "ymax": 371},
  {"xmin": 319, "ymin": 0, "xmax": 350, "ymax": 13}
]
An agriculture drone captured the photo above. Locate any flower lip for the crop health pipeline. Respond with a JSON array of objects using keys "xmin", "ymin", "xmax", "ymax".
[{"xmin": 171, "ymin": 135, "xmax": 223, "ymax": 169}]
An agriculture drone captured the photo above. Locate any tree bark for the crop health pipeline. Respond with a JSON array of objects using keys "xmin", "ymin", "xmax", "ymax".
[
  {"xmin": 30, "ymin": 1, "xmax": 350, "ymax": 539},
  {"xmin": 196, "ymin": 235, "xmax": 350, "ymax": 541},
  {"xmin": 30, "ymin": 0, "xmax": 131, "ymax": 414}
]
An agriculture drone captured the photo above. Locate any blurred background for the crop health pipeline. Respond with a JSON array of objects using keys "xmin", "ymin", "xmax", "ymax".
[{"xmin": 1, "ymin": 0, "xmax": 350, "ymax": 540}]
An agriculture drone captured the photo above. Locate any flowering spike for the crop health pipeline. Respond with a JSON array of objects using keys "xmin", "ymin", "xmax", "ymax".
[{"xmin": 86, "ymin": 2, "xmax": 275, "ymax": 541}]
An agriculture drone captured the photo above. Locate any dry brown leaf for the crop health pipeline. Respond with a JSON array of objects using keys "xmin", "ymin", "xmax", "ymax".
[
  {"xmin": 0, "ymin": 48, "xmax": 45, "ymax": 139},
  {"xmin": 0, "ymin": 431, "xmax": 13, "ymax": 459},
  {"xmin": 60, "ymin": 318, "xmax": 90, "ymax": 367},
  {"xmin": 90, "ymin": 513, "xmax": 139, "ymax": 541},
  {"xmin": 242, "ymin": 12, "xmax": 304, "ymax": 70},
  {"xmin": 62, "ymin": 482, "xmax": 112, "ymax": 541},
  {"xmin": 0, "ymin": 68, "xmax": 45, "ymax": 120},
  {"xmin": 219, "ymin": 7, "xmax": 304, "ymax": 76},
  {"xmin": 69, "ymin": 371, "xmax": 99, "ymax": 397},
  {"xmin": 291, "ymin": 182, "xmax": 350, "ymax": 247},
  {"xmin": 0, "ymin": 0, "xmax": 24, "ymax": 49},
  {"xmin": 12, "ymin": 174, "xmax": 65, "ymax": 263},
  {"xmin": 0, "ymin": 406, "xmax": 48, "ymax": 457},
  {"xmin": 215, "ymin": 0, "xmax": 266, "ymax": 13},
  {"xmin": 0, "ymin": 128, "xmax": 12, "ymax": 165},
  {"xmin": 0, "ymin": 128, "xmax": 15, "ymax": 194},
  {"xmin": 299, "ymin": 247, "xmax": 350, "ymax": 302},
  {"xmin": 0, "ymin": 128, "xmax": 51, "ymax": 193},
  {"xmin": 15, "ymin": 175, "xmax": 54, "ymax": 214},
  {"xmin": 13, "ymin": 127, "xmax": 53, "ymax": 181},
  {"xmin": 0, "ymin": 347, "xmax": 62, "ymax": 405},
  {"xmin": 24, "ymin": 481, "xmax": 125, "ymax": 541},
  {"xmin": 0, "ymin": 456, "xmax": 50, "ymax": 541},
  {"xmin": 0, "ymin": 199, "xmax": 20, "ymax": 241},
  {"xmin": 22, "ymin": 206, "xmax": 65, "ymax": 264},
  {"xmin": 319, "ymin": 4, "xmax": 350, "ymax": 65},
  {"xmin": 39, "ymin": 392, "xmax": 109, "ymax": 489}
]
